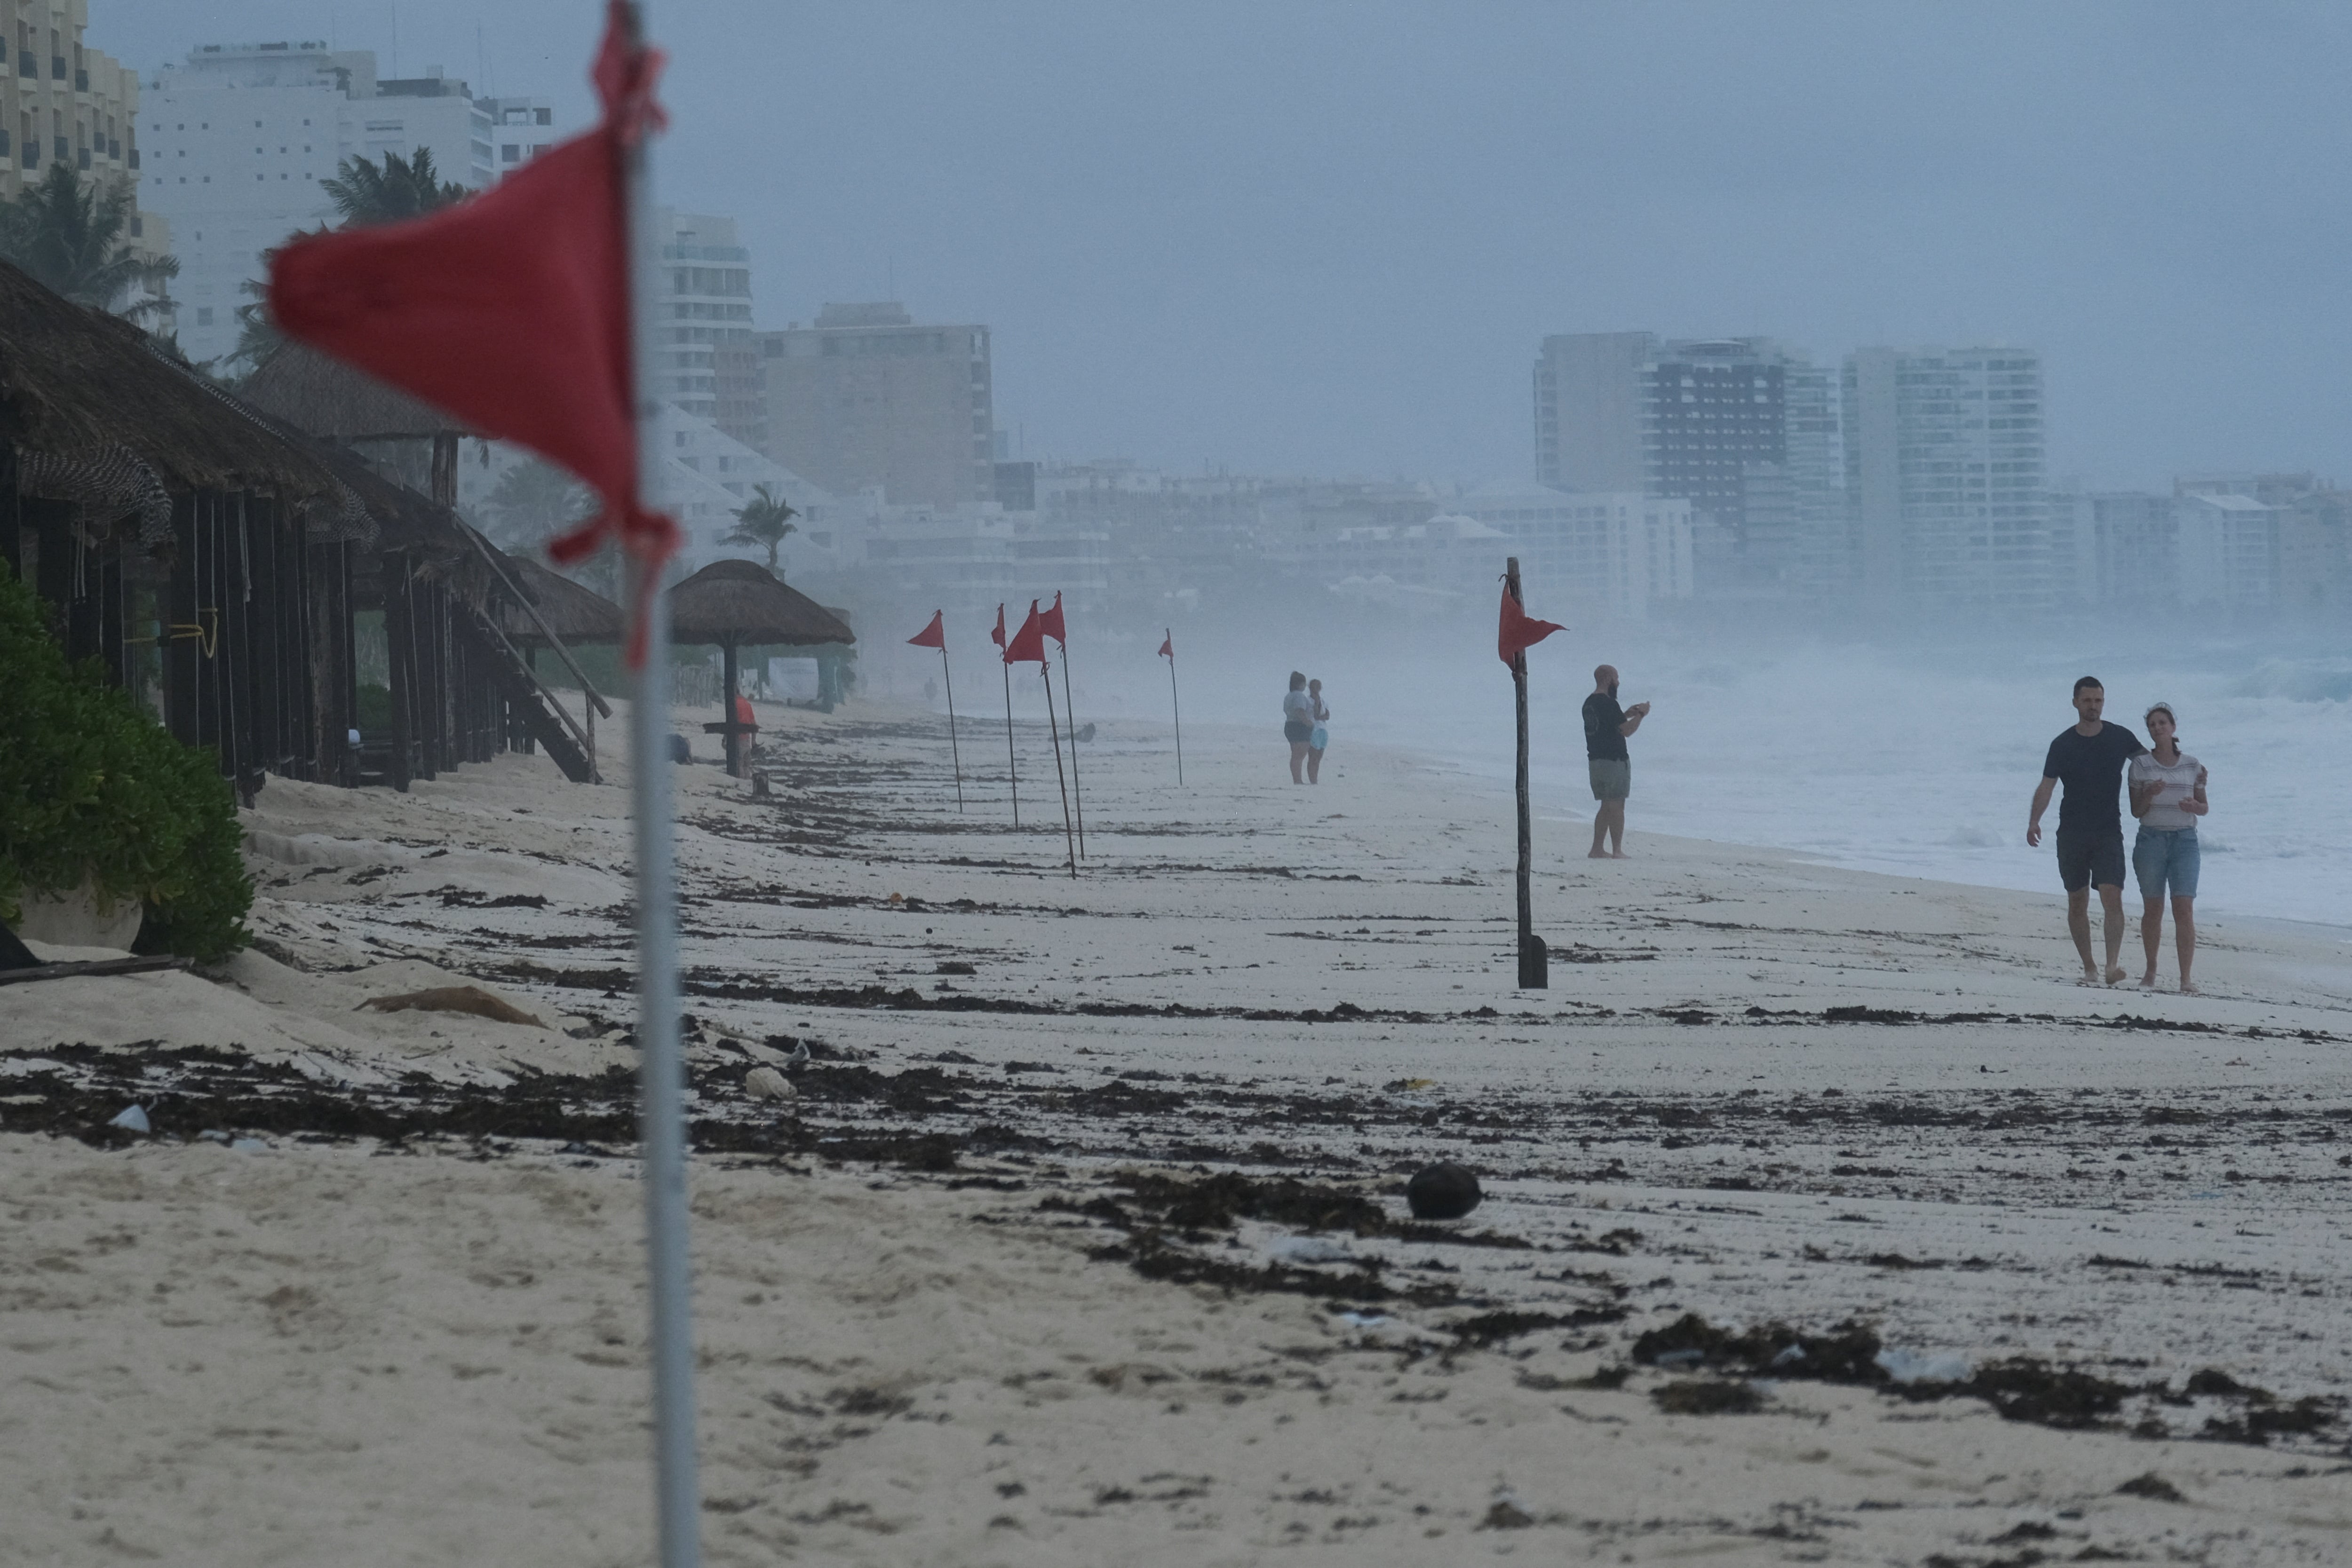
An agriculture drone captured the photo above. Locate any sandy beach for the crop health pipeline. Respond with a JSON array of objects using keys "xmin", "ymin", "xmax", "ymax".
[{"xmin": 6, "ymin": 697, "xmax": 2350, "ymax": 1564}]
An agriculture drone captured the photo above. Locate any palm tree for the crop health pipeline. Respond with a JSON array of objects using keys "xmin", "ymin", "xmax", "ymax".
[
  {"xmin": 224, "ymin": 150, "xmax": 467, "ymax": 378},
  {"xmin": 724, "ymin": 484, "xmax": 799, "ymax": 575},
  {"xmin": 319, "ymin": 148, "xmax": 469, "ymax": 228},
  {"xmin": 0, "ymin": 163, "xmax": 177, "ymax": 321}
]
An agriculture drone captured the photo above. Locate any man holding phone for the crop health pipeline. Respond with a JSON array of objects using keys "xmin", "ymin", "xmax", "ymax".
[{"xmin": 1583, "ymin": 664, "xmax": 1650, "ymax": 859}]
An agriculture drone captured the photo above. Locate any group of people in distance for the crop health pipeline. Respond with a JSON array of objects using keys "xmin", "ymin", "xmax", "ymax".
[
  {"xmin": 2030, "ymin": 675, "xmax": 2209, "ymax": 993},
  {"xmin": 1282, "ymin": 672, "xmax": 1332, "ymax": 784}
]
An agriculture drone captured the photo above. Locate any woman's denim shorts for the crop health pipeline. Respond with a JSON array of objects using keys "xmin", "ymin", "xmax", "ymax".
[{"xmin": 2132, "ymin": 826, "xmax": 2200, "ymax": 900}]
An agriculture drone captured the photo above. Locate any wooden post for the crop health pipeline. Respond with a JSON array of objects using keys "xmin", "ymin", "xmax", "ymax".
[
  {"xmin": 721, "ymin": 638, "xmax": 741, "ymax": 776},
  {"xmin": 385, "ymin": 562, "xmax": 415, "ymax": 792},
  {"xmin": 1506, "ymin": 556, "xmax": 1546, "ymax": 989}
]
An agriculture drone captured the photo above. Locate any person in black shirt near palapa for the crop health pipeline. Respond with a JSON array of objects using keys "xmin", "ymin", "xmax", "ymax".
[{"xmin": 2026, "ymin": 675, "xmax": 2147, "ymax": 986}]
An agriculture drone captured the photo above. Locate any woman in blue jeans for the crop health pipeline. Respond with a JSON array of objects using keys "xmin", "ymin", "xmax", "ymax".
[{"xmin": 2128, "ymin": 701, "xmax": 2208, "ymax": 993}]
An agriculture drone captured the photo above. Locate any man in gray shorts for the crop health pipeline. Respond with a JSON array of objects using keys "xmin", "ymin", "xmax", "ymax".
[{"xmin": 1582, "ymin": 664, "xmax": 1650, "ymax": 858}]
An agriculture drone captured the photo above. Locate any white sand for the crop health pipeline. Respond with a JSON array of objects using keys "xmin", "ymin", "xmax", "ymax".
[{"xmin": 4, "ymin": 696, "xmax": 2349, "ymax": 1562}]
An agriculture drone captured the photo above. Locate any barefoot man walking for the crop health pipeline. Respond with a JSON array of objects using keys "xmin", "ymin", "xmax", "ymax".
[
  {"xmin": 2027, "ymin": 676, "xmax": 2147, "ymax": 986},
  {"xmin": 1583, "ymin": 664, "xmax": 1650, "ymax": 859}
]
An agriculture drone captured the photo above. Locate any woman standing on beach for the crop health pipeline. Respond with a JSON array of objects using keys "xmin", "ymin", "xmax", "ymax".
[
  {"xmin": 2129, "ymin": 701, "xmax": 2208, "ymax": 993},
  {"xmin": 1283, "ymin": 672, "xmax": 1314, "ymax": 784},
  {"xmin": 1306, "ymin": 679, "xmax": 1331, "ymax": 784}
]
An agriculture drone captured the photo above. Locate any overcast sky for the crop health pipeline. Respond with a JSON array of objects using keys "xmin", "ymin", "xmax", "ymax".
[{"xmin": 107, "ymin": 1, "xmax": 2352, "ymax": 490}]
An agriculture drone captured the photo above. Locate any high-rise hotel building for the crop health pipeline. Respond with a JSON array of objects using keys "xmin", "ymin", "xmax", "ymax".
[
  {"xmin": 1843, "ymin": 346, "xmax": 2050, "ymax": 611},
  {"xmin": 1533, "ymin": 332, "xmax": 1838, "ymax": 594},
  {"xmin": 141, "ymin": 40, "xmax": 561, "ymax": 366},
  {"xmin": 0, "ymin": 1, "xmax": 165, "ymax": 269}
]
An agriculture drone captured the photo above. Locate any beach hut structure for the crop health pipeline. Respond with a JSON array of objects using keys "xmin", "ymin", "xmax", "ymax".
[
  {"xmin": 242, "ymin": 344, "xmax": 605, "ymax": 788},
  {"xmin": 1, "ymin": 263, "xmax": 604, "ymax": 795},
  {"xmin": 0, "ymin": 261, "xmax": 366, "ymax": 798},
  {"xmin": 241, "ymin": 339, "xmax": 472, "ymax": 506},
  {"xmin": 667, "ymin": 558, "xmax": 856, "ymax": 774}
]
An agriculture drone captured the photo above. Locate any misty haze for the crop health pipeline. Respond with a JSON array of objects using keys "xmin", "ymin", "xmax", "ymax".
[{"xmin": 2, "ymin": 3, "xmax": 2348, "ymax": 1564}]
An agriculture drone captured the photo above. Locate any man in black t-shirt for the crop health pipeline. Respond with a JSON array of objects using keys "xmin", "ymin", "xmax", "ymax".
[
  {"xmin": 1582, "ymin": 664, "xmax": 1650, "ymax": 858},
  {"xmin": 2027, "ymin": 675, "xmax": 2147, "ymax": 985}
]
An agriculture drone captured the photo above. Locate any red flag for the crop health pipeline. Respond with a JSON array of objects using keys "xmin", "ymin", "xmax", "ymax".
[
  {"xmin": 989, "ymin": 604, "xmax": 1006, "ymax": 650},
  {"xmin": 1002, "ymin": 600, "xmax": 1048, "ymax": 666},
  {"xmin": 1498, "ymin": 586, "xmax": 1564, "ymax": 667},
  {"xmin": 269, "ymin": 3, "xmax": 678, "ymax": 665},
  {"xmin": 1158, "ymin": 635, "xmax": 1173, "ymax": 659},
  {"xmin": 907, "ymin": 610, "xmax": 946, "ymax": 649},
  {"xmin": 1039, "ymin": 591, "xmax": 1067, "ymax": 646}
]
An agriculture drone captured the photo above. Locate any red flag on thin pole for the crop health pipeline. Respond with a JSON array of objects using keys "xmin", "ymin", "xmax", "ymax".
[
  {"xmin": 1002, "ymin": 600, "xmax": 1048, "ymax": 666},
  {"xmin": 1159, "ymin": 628, "xmax": 1183, "ymax": 785},
  {"xmin": 269, "ymin": 8, "xmax": 679, "ymax": 667},
  {"xmin": 1039, "ymin": 593, "xmax": 1082, "ymax": 858},
  {"xmin": 906, "ymin": 612, "xmax": 961, "ymax": 809},
  {"xmin": 1497, "ymin": 584, "xmax": 1565, "ymax": 667},
  {"xmin": 282, "ymin": 10, "xmax": 703, "ymax": 1564},
  {"xmin": 993, "ymin": 604, "xmax": 1017, "ymax": 826}
]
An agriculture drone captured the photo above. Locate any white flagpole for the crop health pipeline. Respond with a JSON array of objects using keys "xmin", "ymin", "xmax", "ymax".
[{"xmin": 618, "ymin": 6, "xmax": 702, "ymax": 1565}]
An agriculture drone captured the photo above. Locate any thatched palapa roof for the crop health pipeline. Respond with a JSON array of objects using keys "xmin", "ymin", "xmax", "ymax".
[
  {"xmin": 500, "ymin": 553, "xmax": 626, "ymax": 645},
  {"xmin": 240, "ymin": 340, "xmax": 475, "ymax": 441},
  {"xmin": 0, "ymin": 261, "xmax": 342, "ymax": 499},
  {"xmin": 668, "ymin": 559, "xmax": 855, "ymax": 647}
]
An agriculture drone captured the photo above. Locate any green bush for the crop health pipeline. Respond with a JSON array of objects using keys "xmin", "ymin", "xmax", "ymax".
[{"xmin": 0, "ymin": 561, "xmax": 252, "ymax": 959}]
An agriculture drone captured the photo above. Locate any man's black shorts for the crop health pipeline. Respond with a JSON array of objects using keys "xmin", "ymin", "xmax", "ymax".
[{"xmin": 2055, "ymin": 826, "xmax": 2126, "ymax": 892}]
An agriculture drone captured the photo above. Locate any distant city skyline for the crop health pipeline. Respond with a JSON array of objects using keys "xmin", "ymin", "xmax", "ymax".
[{"xmin": 99, "ymin": 0, "xmax": 2352, "ymax": 491}]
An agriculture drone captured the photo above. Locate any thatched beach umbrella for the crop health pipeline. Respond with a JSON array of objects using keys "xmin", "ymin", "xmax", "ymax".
[
  {"xmin": 667, "ymin": 559, "xmax": 854, "ymax": 774},
  {"xmin": 499, "ymin": 553, "xmax": 626, "ymax": 648}
]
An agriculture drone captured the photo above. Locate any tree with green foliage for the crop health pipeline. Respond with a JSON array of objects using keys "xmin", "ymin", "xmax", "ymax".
[
  {"xmin": 222, "ymin": 151, "xmax": 469, "ymax": 380},
  {"xmin": 0, "ymin": 162, "xmax": 177, "ymax": 321},
  {"xmin": 723, "ymin": 483, "xmax": 799, "ymax": 576},
  {"xmin": 0, "ymin": 563, "xmax": 252, "ymax": 960},
  {"xmin": 480, "ymin": 458, "xmax": 594, "ymax": 551},
  {"xmin": 319, "ymin": 148, "xmax": 469, "ymax": 227}
]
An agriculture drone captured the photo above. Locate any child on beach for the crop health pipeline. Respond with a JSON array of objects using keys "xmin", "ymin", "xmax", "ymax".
[
  {"xmin": 1306, "ymin": 679, "xmax": 1330, "ymax": 784},
  {"xmin": 2129, "ymin": 701, "xmax": 2208, "ymax": 993}
]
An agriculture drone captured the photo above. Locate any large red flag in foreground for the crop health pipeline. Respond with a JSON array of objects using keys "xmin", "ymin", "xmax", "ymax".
[
  {"xmin": 1158, "ymin": 634, "xmax": 1173, "ymax": 658},
  {"xmin": 1039, "ymin": 592, "xmax": 1067, "ymax": 646},
  {"xmin": 1497, "ymin": 585, "xmax": 1565, "ymax": 667},
  {"xmin": 1003, "ymin": 600, "xmax": 1048, "ymax": 666},
  {"xmin": 907, "ymin": 611, "xmax": 946, "ymax": 649},
  {"xmin": 269, "ymin": 2, "xmax": 678, "ymax": 665}
]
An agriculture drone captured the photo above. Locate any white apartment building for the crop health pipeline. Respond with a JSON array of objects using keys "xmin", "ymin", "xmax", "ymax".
[
  {"xmin": 651, "ymin": 403, "xmax": 843, "ymax": 575},
  {"xmin": 1449, "ymin": 484, "xmax": 1694, "ymax": 620},
  {"xmin": 0, "ymin": 1, "xmax": 167, "ymax": 271},
  {"xmin": 655, "ymin": 209, "xmax": 754, "ymax": 428},
  {"xmin": 2175, "ymin": 491, "xmax": 2278, "ymax": 615},
  {"xmin": 140, "ymin": 40, "xmax": 562, "ymax": 366},
  {"xmin": 1843, "ymin": 345, "xmax": 2050, "ymax": 612}
]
